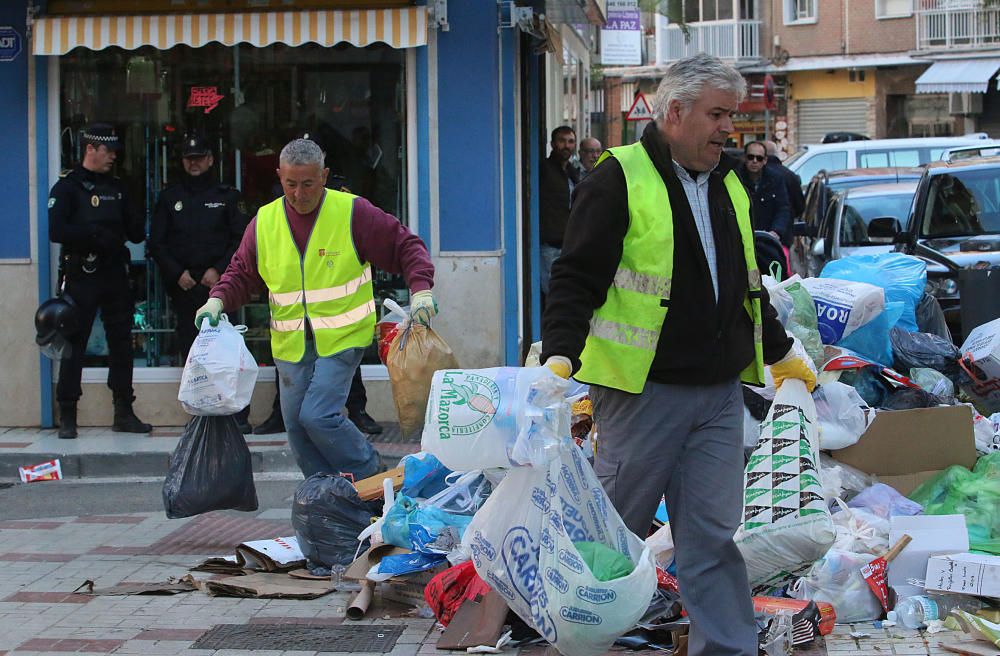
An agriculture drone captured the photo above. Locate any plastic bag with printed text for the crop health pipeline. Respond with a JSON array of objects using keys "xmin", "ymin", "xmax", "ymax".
[
  {"xmin": 178, "ymin": 317, "xmax": 259, "ymax": 415},
  {"xmin": 820, "ymin": 253, "xmax": 926, "ymax": 333},
  {"xmin": 463, "ymin": 440, "xmax": 656, "ymax": 656}
]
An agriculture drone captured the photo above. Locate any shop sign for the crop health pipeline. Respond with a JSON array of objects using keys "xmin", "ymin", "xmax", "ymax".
[
  {"xmin": 187, "ymin": 86, "xmax": 225, "ymax": 114},
  {"xmin": 0, "ymin": 26, "xmax": 22, "ymax": 63},
  {"xmin": 625, "ymin": 93, "xmax": 652, "ymax": 121},
  {"xmin": 601, "ymin": 0, "xmax": 641, "ymax": 66}
]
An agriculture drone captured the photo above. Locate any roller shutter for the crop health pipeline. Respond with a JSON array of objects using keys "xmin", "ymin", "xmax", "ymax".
[{"xmin": 796, "ymin": 98, "xmax": 869, "ymax": 145}]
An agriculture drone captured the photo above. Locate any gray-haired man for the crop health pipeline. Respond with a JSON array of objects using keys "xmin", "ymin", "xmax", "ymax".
[
  {"xmin": 195, "ymin": 139, "xmax": 436, "ymax": 480},
  {"xmin": 541, "ymin": 54, "xmax": 815, "ymax": 655}
]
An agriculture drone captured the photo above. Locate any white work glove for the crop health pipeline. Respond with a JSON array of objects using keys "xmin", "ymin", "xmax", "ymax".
[
  {"xmin": 410, "ymin": 290, "xmax": 438, "ymax": 326},
  {"xmin": 543, "ymin": 355, "xmax": 572, "ymax": 379},
  {"xmin": 194, "ymin": 297, "xmax": 223, "ymax": 329}
]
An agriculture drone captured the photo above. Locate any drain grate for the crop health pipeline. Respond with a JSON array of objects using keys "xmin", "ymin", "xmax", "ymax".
[{"xmin": 190, "ymin": 623, "xmax": 404, "ymax": 652}]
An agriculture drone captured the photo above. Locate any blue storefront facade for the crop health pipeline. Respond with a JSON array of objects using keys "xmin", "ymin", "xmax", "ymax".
[{"xmin": 0, "ymin": 0, "xmax": 602, "ymax": 427}]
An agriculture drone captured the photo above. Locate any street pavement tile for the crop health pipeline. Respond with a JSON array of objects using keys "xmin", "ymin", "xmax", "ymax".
[
  {"xmin": 0, "ymin": 554, "xmax": 77, "ymax": 563},
  {"xmin": 73, "ymin": 516, "xmax": 146, "ymax": 525},
  {"xmin": 0, "ymin": 443, "xmax": 31, "ymax": 448},
  {"xmin": 87, "ymin": 547, "xmax": 147, "ymax": 556},
  {"xmin": 248, "ymin": 617, "xmax": 344, "ymax": 626},
  {"xmin": 133, "ymin": 629, "xmax": 207, "ymax": 641},
  {"xmin": 3, "ymin": 593, "xmax": 91, "ymax": 604},
  {"xmin": 142, "ymin": 513, "xmax": 291, "ymax": 555},
  {"xmin": 15, "ymin": 639, "xmax": 124, "ymax": 652},
  {"xmin": 0, "ymin": 522, "xmax": 64, "ymax": 530}
]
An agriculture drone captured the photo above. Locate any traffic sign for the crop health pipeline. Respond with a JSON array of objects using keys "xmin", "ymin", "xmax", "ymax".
[
  {"xmin": 625, "ymin": 93, "xmax": 652, "ymax": 121},
  {"xmin": 0, "ymin": 26, "xmax": 22, "ymax": 63}
]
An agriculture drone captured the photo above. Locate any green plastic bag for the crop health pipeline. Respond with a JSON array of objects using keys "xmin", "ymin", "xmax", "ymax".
[
  {"xmin": 771, "ymin": 280, "xmax": 824, "ymax": 368},
  {"xmin": 909, "ymin": 452, "xmax": 1000, "ymax": 555},
  {"xmin": 574, "ymin": 541, "xmax": 636, "ymax": 582}
]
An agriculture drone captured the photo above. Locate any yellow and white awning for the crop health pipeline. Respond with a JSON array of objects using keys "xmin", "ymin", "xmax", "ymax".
[{"xmin": 32, "ymin": 7, "xmax": 428, "ymax": 55}]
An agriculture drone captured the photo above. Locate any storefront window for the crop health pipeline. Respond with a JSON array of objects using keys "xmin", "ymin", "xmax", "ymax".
[{"xmin": 58, "ymin": 42, "xmax": 407, "ymax": 369}]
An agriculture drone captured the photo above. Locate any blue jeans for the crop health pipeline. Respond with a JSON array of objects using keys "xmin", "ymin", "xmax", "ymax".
[
  {"xmin": 275, "ymin": 342, "xmax": 379, "ymax": 480},
  {"xmin": 540, "ymin": 244, "xmax": 562, "ymax": 296}
]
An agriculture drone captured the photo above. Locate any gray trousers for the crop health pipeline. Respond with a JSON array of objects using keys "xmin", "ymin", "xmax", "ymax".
[{"xmin": 592, "ymin": 377, "xmax": 757, "ymax": 656}]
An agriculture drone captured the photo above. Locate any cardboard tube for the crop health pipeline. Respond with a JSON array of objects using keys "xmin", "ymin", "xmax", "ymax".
[
  {"xmin": 885, "ymin": 534, "xmax": 912, "ymax": 563},
  {"xmin": 346, "ymin": 580, "xmax": 375, "ymax": 620}
]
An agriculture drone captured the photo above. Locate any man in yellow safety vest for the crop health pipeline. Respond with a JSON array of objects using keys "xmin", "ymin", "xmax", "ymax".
[
  {"xmin": 541, "ymin": 54, "xmax": 816, "ymax": 656},
  {"xmin": 196, "ymin": 138, "xmax": 436, "ymax": 480}
]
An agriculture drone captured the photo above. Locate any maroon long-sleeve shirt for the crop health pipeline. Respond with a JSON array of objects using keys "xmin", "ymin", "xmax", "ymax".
[{"xmin": 211, "ymin": 192, "xmax": 434, "ymax": 312}]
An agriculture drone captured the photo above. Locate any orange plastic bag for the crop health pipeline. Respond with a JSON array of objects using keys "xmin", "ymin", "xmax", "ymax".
[{"xmin": 386, "ymin": 322, "xmax": 459, "ymax": 436}]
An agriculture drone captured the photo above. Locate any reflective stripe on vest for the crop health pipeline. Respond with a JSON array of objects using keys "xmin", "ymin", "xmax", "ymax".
[
  {"xmin": 256, "ymin": 190, "xmax": 376, "ymax": 363},
  {"xmin": 576, "ymin": 142, "xmax": 765, "ymax": 393}
]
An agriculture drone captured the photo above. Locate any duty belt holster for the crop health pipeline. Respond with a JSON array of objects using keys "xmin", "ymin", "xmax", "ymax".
[{"xmin": 61, "ymin": 252, "xmax": 101, "ymax": 276}]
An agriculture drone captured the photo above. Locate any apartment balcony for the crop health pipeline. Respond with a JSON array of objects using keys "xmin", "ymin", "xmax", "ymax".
[
  {"xmin": 655, "ymin": 18, "xmax": 760, "ymax": 64},
  {"xmin": 916, "ymin": 0, "xmax": 1000, "ymax": 51}
]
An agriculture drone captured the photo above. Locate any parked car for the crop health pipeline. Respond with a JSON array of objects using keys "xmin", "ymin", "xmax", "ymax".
[
  {"xmin": 783, "ymin": 135, "xmax": 993, "ymax": 185},
  {"xmin": 799, "ymin": 167, "xmax": 924, "ymax": 227},
  {"xmin": 792, "ymin": 181, "xmax": 919, "ymax": 278}
]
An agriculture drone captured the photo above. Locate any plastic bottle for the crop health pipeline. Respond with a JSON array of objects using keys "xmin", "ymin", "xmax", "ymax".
[{"xmin": 888, "ymin": 594, "xmax": 986, "ymax": 628}]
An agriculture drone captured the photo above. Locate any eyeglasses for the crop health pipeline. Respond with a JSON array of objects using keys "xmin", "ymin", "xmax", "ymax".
[{"xmin": 745, "ymin": 154, "xmax": 766, "ymax": 162}]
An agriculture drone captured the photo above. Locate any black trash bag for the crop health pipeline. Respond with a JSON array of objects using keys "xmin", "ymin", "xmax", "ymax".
[
  {"xmin": 743, "ymin": 384, "xmax": 772, "ymax": 421},
  {"xmin": 162, "ymin": 415, "xmax": 259, "ymax": 519},
  {"xmin": 882, "ymin": 386, "xmax": 948, "ymax": 410},
  {"xmin": 291, "ymin": 473, "xmax": 382, "ymax": 575},
  {"xmin": 915, "ymin": 293, "xmax": 953, "ymax": 343},
  {"xmin": 890, "ymin": 328, "xmax": 962, "ymax": 380}
]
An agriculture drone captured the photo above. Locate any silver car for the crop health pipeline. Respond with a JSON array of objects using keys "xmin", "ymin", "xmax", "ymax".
[{"xmin": 792, "ymin": 181, "xmax": 918, "ymax": 278}]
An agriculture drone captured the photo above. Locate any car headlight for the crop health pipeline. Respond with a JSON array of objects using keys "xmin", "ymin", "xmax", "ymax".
[{"xmin": 926, "ymin": 277, "xmax": 959, "ymax": 298}]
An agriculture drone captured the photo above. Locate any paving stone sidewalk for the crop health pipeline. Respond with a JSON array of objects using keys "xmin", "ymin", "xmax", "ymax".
[{"xmin": 0, "ymin": 506, "xmax": 975, "ymax": 656}]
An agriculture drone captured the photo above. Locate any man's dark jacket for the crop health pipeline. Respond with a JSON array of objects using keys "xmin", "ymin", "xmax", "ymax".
[
  {"xmin": 768, "ymin": 154, "xmax": 805, "ymax": 221},
  {"xmin": 738, "ymin": 164, "xmax": 792, "ymax": 245},
  {"xmin": 539, "ymin": 152, "xmax": 581, "ymax": 247},
  {"xmin": 541, "ymin": 122, "xmax": 792, "ymax": 387}
]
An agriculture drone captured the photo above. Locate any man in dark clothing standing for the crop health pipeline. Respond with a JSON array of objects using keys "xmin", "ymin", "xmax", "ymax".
[
  {"xmin": 47, "ymin": 123, "xmax": 152, "ymax": 439},
  {"xmin": 764, "ymin": 140, "xmax": 804, "ymax": 223},
  {"xmin": 150, "ymin": 135, "xmax": 251, "ymax": 432},
  {"xmin": 540, "ymin": 54, "xmax": 816, "ymax": 656},
  {"xmin": 738, "ymin": 141, "xmax": 792, "ymax": 244},
  {"xmin": 538, "ymin": 125, "xmax": 580, "ymax": 296}
]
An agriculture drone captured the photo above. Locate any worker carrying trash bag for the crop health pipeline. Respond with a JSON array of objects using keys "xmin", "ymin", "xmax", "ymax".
[
  {"xmin": 541, "ymin": 53, "xmax": 816, "ymax": 656},
  {"xmin": 195, "ymin": 138, "xmax": 436, "ymax": 481}
]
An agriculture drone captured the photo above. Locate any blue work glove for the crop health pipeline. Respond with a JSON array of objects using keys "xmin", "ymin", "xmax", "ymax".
[
  {"xmin": 194, "ymin": 297, "xmax": 223, "ymax": 329},
  {"xmin": 410, "ymin": 290, "xmax": 438, "ymax": 326}
]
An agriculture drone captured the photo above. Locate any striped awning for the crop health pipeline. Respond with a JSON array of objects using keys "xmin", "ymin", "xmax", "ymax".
[{"xmin": 31, "ymin": 7, "xmax": 428, "ymax": 55}]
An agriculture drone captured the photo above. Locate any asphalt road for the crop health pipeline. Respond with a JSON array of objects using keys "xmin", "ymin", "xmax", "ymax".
[{"xmin": 0, "ymin": 474, "xmax": 303, "ymax": 520}]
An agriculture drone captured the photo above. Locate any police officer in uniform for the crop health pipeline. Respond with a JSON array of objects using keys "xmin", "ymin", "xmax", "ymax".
[
  {"xmin": 48, "ymin": 124, "xmax": 152, "ymax": 439},
  {"xmin": 150, "ymin": 135, "xmax": 251, "ymax": 431}
]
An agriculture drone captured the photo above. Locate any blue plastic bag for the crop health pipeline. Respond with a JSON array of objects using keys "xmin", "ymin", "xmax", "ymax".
[
  {"xmin": 382, "ymin": 495, "xmax": 473, "ymax": 553},
  {"xmin": 400, "ymin": 452, "xmax": 451, "ymax": 499},
  {"xmin": 836, "ymin": 301, "xmax": 904, "ymax": 367},
  {"xmin": 821, "ymin": 253, "xmax": 926, "ymax": 333}
]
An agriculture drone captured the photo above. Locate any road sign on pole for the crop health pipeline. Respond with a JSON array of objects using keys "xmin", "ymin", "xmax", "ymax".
[
  {"xmin": 0, "ymin": 26, "xmax": 22, "ymax": 63},
  {"xmin": 626, "ymin": 93, "xmax": 652, "ymax": 121}
]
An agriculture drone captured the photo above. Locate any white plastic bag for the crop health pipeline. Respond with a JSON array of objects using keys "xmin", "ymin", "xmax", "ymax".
[
  {"xmin": 790, "ymin": 549, "xmax": 884, "ymax": 623},
  {"xmin": 178, "ymin": 317, "xmax": 258, "ymax": 415},
  {"xmin": 830, "ymin": 500, "xmax": 890, "ymax": 555},
  {"xmin": 464, "ymin": 440, "xmax": 656, "ymax": 656},
  {"xmin": 813, "ymin": 382, "xmax": 873, "ymax": 450},
  {"xmin": 735, "ymin": 380, "xmax": 836, "ymax": 591},
  {"xmin": 800, "ymin": 277, "xmax": 885, "ymax": 344},
  {"xmin": 421, "ymin": 367, "xmax": 570, "ymax": 471},
  {"xmin": 645, "ymin": 522, "xmax": 675, "ymax": 570}
]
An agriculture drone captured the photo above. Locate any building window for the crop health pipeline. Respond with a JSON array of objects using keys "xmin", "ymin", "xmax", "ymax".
[
  {"xmin": 876, "ymin": 0, "xmax": 912, "ymax": 19},
  {"xmin": 58, "ymin": 42, "xmax": 408, "ymax": 369},
  {"xmin": 785, "ymin": 0, "xmax": 816, "ymax": 23}
]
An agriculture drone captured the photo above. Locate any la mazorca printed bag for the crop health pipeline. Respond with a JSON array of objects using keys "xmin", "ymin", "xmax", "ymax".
[{"xmin": 463, "ymin": 440, "xmax": 656, "ymax": 656}]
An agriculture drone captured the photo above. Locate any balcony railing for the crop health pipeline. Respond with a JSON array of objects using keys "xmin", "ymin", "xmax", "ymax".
[
  {"xmin": 656, "ymin": 19, "xmax": 760, "ymax": 64},
  {"xmin": 916, "ymin": 1, "xmax": 1000, "ymax": 50}
]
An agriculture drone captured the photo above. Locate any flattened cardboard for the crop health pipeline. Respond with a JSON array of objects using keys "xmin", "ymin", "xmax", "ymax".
[
  {"xmin": 203, "ymin": 572, "xmax": 334, "ymax": 599},
  {"xmin": 235, "ymin": 536, "xmax": 305, "ymax": 572},
  {"xmin": 941, "ymin": 638, "xmax": 1000, "ymax": 656},
  {"xmin": 344, "ymin": 543, "xmax": 411, "ymax": 581},
  {"xmin": 76, "ymin": 576, "xmax": 198, "ymax": 596},
  {"xmin": 831, "ymin": 406, "xmax": 977, "ymax": 495},
  {"xmin": 355, "ymin": 466, "xmax": 405, "ymax": 501},
  {"xmin": 925, "ymin": 552, "xmax": 1000, "ymax": 598},
  {"xmin": 436, "ymin": 590, "xmax": 509, "ymax": 650}
]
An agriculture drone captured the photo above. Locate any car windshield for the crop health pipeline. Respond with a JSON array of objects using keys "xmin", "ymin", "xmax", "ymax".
[
  {"xmin": 921, "ymin": 167, "xmax": 1000, "ymax": 237},
  {"xmin": 840, "ymin": 193, "xmax": 914, "ymax": 246}
]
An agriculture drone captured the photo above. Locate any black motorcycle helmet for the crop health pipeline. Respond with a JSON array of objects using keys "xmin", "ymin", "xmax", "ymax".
[{"xmin": 34, "ymin": 294, "xmax": 80, "ymax": 360}]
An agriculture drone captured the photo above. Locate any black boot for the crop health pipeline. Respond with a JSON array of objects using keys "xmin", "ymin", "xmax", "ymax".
[
  {"xmin": 235, "ymin": 407, "xmax": 253, "ymax": 435},
  {"xmin": 253, "ymin": 409, "xmax": 285, "ymax": 434},
  {"xmin": 112, "ymin": 396, "xmax": 152, "ymax": 433},
  {"xmin": 58, "ymin": 403, "xmax": 78, "ymax": 440},
  {"xmin": 349, "ymin": 411, "xmax": 383, "ymax": 435}
]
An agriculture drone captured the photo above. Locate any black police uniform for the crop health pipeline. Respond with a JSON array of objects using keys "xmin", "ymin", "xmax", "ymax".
[
  {"xmin": 47, "ymin": 165, "xmax": 145, "ymax": 419},
  {"xmin": 149, "ymin": 174, "xmax": 248, "ymax": 360}
]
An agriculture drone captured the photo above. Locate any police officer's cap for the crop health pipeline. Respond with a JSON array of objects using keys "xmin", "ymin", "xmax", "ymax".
[
  {"xmin": 182, "ymin": 134, "xmax": 212, "ymax": 157},
  {"xmin": 82, "ymin": 123, "xmax": 122, "ymax": 151}
]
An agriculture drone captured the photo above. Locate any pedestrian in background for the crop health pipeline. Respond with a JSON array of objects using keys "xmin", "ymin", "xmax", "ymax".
[
  {"xmin": 539, "ymin": 125, "xmax": 580, "ymax": 299},
  {"xmin": 764, "ymin": 139, "xmax": 805, "ymax": 223},
  {"xmin": 540, "ymin": 54, "xmax": 816, "ymax": 656},
  {"xmin": 195, "ymin": 138, "xmax": 435, "ymax": 480},
  {"xmin": 47, "ymin": 124, "xmax": 152, "ymax": 439},
  {"xmin": 578, "ymin": 137, "xmax": 603, "ymax": 178},
  {"xmin": 738, "ymin": 140, "xmax": 792, "ymax": 245}
]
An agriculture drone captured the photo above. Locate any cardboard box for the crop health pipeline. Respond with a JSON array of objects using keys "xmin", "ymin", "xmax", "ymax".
[
  {"xmin": 831, "ymin": 406, "xmax": 977, "ymax": 495},
  {"xmin": 890, "ymin": 515, "xmax": 969, "ymax": 601},
  {"xmin": 925, "ymin": 553, "xmax": 1000, "ymax": 598}
]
